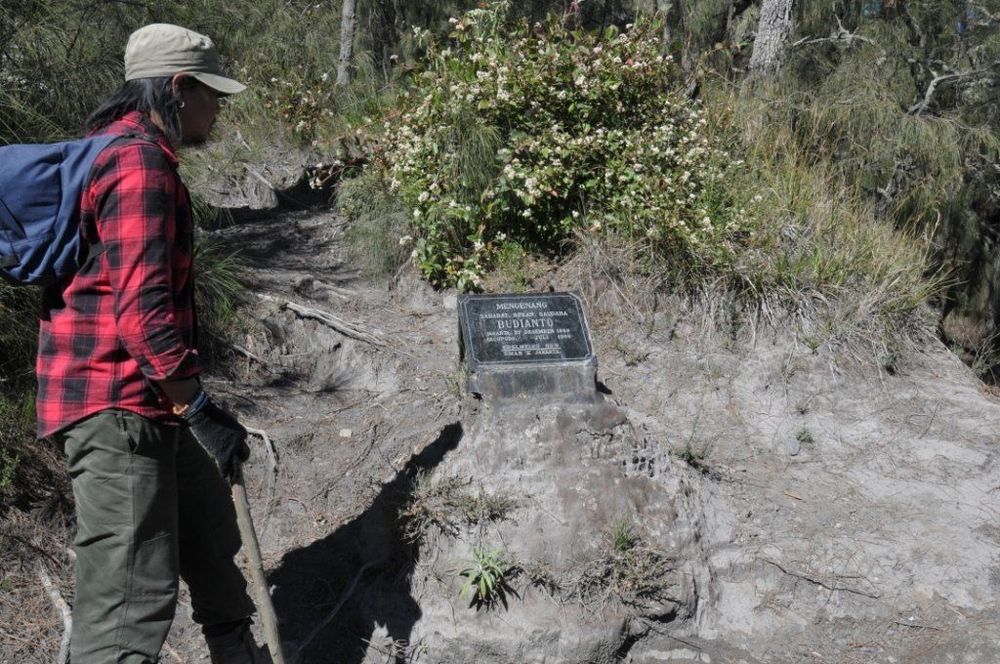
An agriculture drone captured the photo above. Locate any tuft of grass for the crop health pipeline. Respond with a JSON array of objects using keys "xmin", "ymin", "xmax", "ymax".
[
  {"xmin": 0, "ymin": 447, "xmax": 22, "ymax": 493},
  {"xmin": 0, "ymin": 393, "xmax": 37, "ymax": 504},
  {"xmin": 572, "ymin": 529, "xmax": 678, "ymax": 610},
  {"xmin": 608, "ymin": 518, "xmax": 638, "ymax": 554},
  {"xmin": 400, "ymin": 473, "xmax": 519, "ymax": 542},
  {"xmin": 676, "ymin": 442, "xmax": 706, "ymax": 472},
  {"xmin": 339, "ymin": 170, "xmax": 412, "ymax": 279},
  {"xmin": 0, "ymin": 285, "xmax": 40, "ymax": 389},
  {"xmin": 194, "ymin": 232, "xmax": 245, "ymax": 331}
]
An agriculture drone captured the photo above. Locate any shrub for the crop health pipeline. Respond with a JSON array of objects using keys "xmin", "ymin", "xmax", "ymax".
[{"xmin": 371, "ymin": 2, "xmax": 746, "ymax": 289}]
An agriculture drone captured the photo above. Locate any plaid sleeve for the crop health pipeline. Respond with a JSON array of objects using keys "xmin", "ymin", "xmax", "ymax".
[{"xmin": 93, "ymin": 142, "xmax": 200, "ymax": 382}]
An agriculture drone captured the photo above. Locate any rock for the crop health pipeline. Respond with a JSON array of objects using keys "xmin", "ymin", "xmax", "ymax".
[
  {"xmin": 400, "ymin": 398, "xmax": 706, "ymax": 663},
  {"xmin": 201, "ymin": 159, "xmax": 308, "ymax": 210}
]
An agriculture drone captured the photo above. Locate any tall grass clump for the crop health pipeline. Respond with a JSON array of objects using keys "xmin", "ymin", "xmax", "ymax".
[
  {"xmin": 347, "ymin": 2, "xmax": 749, "ymax": 289},
  {"xmin": 339, "ymin": 169, "xmax": 413, "ymax": 278},
  {"xmin": 711, "ymin": 82, "xmax": 944, "ymax": 340},
  {"xmin": 193, "ymin": 231, "xmax": 248, "ymax": 343},
  {"xmin": 742, "ymin": 5, "xmax": 1000, "ymax": 346}
]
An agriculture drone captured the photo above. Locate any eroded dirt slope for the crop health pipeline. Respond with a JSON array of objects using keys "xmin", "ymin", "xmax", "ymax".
[
  {"xmin": 7, "ymin": 204, "xmax": 1000, "ymax": 664},
  {"xmin": 175, "ymin": 207, "xmax": 1000, "ymax": 663}
]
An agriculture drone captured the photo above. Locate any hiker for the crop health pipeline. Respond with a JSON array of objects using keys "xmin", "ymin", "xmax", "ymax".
[{"xmin": 35, "ymin": 24, "xmax": 269, "ymax": 663}]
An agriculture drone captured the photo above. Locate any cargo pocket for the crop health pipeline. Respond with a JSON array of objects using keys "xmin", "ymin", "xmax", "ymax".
[
  {"xmin": 130, "ymin": 532, "xmax": 179, "ymax": 600},
  {"xmin": 117, "ymin": 532, "xmax": 179, "ymax": 654}
]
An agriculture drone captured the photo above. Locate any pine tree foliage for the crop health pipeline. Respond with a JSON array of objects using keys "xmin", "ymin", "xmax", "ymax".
[{"xmin": 757, "ymin": 2, "xmax": 1000, "ymax": 347}]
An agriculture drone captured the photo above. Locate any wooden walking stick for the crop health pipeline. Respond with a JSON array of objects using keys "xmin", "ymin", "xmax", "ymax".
[{"xmin": 232, "ymin": 463, "xmax": 287, "ymax": 664}]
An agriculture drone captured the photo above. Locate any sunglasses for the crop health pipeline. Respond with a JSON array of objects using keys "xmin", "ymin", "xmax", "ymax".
[{"xmin": 183, "ymin": 80, "xmax": 230, "ymax": 108}]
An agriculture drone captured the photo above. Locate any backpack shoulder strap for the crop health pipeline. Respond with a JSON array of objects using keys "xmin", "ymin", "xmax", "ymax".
[{"xmin": 75, "ymin": 132, "xmax": 156, "ymax": 266}]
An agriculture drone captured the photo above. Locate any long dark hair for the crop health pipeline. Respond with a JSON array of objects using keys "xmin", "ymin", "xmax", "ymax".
[{"xmin": 85, "ymin": 76, "xmax": 188, "ymax": 144}]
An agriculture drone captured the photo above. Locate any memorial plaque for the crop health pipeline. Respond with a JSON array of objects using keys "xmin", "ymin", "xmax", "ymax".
[
  {"xmin": 458, "ymin": 292, "xmax": 598, "ymax": 399},
  {"xmin": 459, "ymin": 292, "xmax": 594, "ymax": 369}
]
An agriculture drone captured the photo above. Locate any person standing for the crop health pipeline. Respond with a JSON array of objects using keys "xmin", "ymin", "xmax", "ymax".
[{"xmin": 36, "ymin": 24, "xmax": 270, "ymax": 663}]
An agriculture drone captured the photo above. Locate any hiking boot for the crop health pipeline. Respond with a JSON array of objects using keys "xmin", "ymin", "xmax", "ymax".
[{"xmin": 205, "ymin": 621, "xmax": 273, "ymax": 664}]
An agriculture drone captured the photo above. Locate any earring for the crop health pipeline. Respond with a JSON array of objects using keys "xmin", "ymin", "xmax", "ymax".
[{"xmin": 179, "ymin": 101, "xmax": 186, "ymax": 109}]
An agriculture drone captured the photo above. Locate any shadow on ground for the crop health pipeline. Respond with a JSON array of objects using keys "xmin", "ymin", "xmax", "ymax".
[{"xmin": 269, "ymin": 422, "xmax": 463, "ymax": 663}]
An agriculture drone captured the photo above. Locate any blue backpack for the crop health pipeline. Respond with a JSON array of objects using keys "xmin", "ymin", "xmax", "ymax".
[{"xmin": 0, "ymin": 134, "xmax": 122, "ymax": 286}]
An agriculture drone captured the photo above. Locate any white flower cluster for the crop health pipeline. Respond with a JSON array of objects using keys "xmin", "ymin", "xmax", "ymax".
[{"xmin": 377, "ymin": 3, "xmax": 746, "ymax": 287}]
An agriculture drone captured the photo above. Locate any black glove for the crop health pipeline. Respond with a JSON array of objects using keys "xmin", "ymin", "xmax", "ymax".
[{"xmin": 181, "ymin": 392, "xmax": 250, "ymax": 481}]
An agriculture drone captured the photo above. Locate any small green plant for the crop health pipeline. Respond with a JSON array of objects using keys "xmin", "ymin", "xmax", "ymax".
[
  {"xmin": 458, "ymin": 547, "xmax": 515, "ymax": 609},
  {"xmin": 676, "ymin": 443, "xmax": 704, "ymax": 470},
  {"xmin": 795, "ymin": 428, "xmax": 815, "ymax": 446},
  {"xmin": 608, "ymin": 518, "xmax": 638, "ymax": 554}
]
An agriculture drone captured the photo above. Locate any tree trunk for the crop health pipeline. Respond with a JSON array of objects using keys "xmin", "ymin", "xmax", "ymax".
[
  {"xmin": 656, "ymin": 0, "xmax": 679, "ymax": 48},
  {"xmin": 370, "ymin": 0, "xmax": 399, "ymax": 83},
  {"xmin": 336, "ymin": 0, "xmax": 357, "ymax": 87},
  {"xmin": 748, "ymin": 0, "xmax": 794, "ymax": 78}
]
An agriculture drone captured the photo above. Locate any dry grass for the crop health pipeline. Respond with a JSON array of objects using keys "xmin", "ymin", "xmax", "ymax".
[
  {"xmin": 399, "ymin": 473, "xmax": 520, "ymax": 543},
  {"xmin": 0, "ymin": 508, "xmax": 74, "ymax": 663}
]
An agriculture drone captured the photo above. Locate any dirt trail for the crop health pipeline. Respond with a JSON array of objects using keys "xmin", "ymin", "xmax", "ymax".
[
  {"xmin": 174, "ymin": 205, "xmax": 1000, "ymax": 663},
  {"xmin": 165, "ymin": 207, "xmax": 466, "ymax": 662}
]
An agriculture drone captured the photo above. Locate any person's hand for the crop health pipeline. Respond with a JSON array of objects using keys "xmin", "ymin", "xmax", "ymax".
[{"xmin": 180, "ymin": 392, "xmax": 250, "ymax": 481}]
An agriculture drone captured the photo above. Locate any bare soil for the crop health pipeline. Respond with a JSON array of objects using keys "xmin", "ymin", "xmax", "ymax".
[{"xmin": 4, "ymin": 204, "xmax": 1000, "ymax": 663}]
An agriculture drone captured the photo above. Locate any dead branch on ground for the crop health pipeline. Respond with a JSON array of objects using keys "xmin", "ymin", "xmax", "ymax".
[
  {"xmin": 232, "ymin": 343, "xmax": 272, "ymax": 371},
  {"xmin": 37, "ymin": 565, "xmax": 71, "ymax": 664},
  {"xmin": 279, "ymin": 298, "xmax": 390, "ymax": 349},
  {"xmin": 246, "ymin": 427, "xmax": 279, "ymax": 478},
  {"xmin": 246, "ymin": 426, "xmax": 280, "ymax": 530},
  {"xmin": 760, "ymin": 557, "xmax": 881, "ymax": 599}
]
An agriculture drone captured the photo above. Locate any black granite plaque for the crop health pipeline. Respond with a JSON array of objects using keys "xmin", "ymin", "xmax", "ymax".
[{"xmin": 458, "ymin": 292, "xmax": 595, "ymax": 372}]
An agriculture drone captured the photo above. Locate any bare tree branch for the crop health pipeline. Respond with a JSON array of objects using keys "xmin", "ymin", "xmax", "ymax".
[
  {"xmin": 793, "ymin": 15, "xmax": 877, "ymax": 49},
  {"xmin": 908, "ymin": 66, "xmax": 991, "ymax": 115}
]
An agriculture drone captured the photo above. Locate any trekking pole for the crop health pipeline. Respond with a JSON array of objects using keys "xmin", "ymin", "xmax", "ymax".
[{"xmin": 232, "ymin": 463, "xmax": 287, "ymax": 664}]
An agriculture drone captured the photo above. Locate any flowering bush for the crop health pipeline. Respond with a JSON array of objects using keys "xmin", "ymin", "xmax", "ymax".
[
  {"xmin": 374, "ymin": 2, "xmax": 748, "ymax": 289},
  {"xmin": 264, "ymin": 68, "xmax": 338, "ymax": 140}
]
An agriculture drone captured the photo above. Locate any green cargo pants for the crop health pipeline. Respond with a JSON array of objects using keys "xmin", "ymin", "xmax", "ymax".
[{"xmin": 59, "ymin": 409, "xmax": 255, "ymax": 663}]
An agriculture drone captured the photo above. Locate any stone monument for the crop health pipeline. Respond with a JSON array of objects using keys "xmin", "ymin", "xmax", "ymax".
[{"xmin": 458, "ymin": 291, "xmax": 598, "ymax": 400}]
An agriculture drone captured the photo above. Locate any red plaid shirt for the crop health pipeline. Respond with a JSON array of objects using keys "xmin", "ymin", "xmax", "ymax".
[{"xmin": 36, "ymin": 112, "xmax": 200, "ymax": 437}]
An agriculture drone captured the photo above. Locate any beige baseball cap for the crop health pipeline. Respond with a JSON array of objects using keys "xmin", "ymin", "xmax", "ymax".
[{"xmin": 124, "ymin": 23, "xmax": 246, "ymax": 95}]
